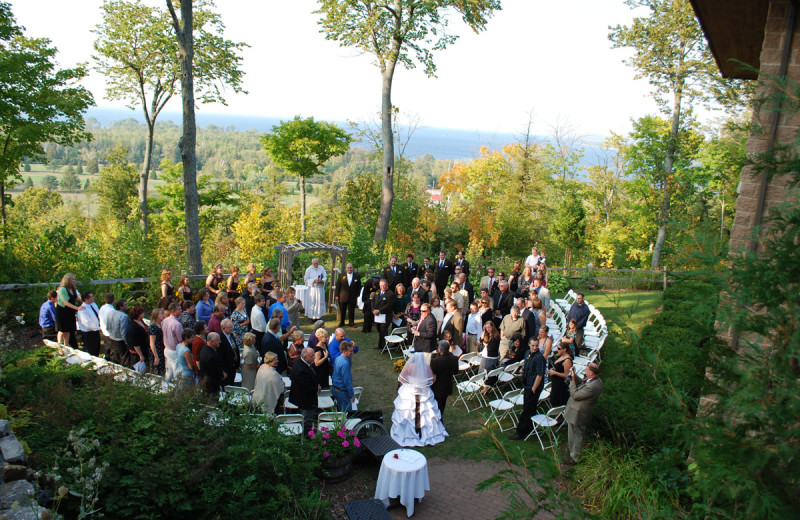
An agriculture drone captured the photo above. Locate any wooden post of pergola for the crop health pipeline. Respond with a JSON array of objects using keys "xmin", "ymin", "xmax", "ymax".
[{"xmin": 274, "ymin": 241, "xmax": 353, "ymax": 310}]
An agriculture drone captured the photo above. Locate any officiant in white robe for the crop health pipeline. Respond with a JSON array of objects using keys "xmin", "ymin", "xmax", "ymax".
[{"xmin": 304, "ymin": 258, "xmax": 327, "ymax": 320}]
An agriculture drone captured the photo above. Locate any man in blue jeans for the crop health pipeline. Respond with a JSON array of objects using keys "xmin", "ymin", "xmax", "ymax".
[{"xmin": 331, "ymin": 341, "xmax": 355, "ymax": 412}]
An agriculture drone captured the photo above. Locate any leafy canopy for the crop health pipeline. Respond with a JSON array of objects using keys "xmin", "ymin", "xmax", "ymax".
[
  {"xmin": 261, "ymin": 117, "xmax": 352, "ymax": 179},
  {"xmin": 315, "ymin": 0, "xmax": 501, "ymax": 76},
  {"xmin": 0, "ymin": 2, "xmax": 94, "ymax": 189}
]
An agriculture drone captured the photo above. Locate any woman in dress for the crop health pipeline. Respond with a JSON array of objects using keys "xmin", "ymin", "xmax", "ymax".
[
  {"xmin": 253, "ymin": 352, "xmax": 285, "ymax": 414},
  {"xmin": 55, "ymin": 272, "xmax": 82, "ymax": 347},
  {"xmin": 516, "ymin": 266, "xmax": 534, "ymax": 298},
  {"xmin": 148, "ymin": 308, "xmax": 166, "ymax": 375},
  {"xmin": 160, "ymin": 269, "xmax": 174, "ymax": 298},
  {"xmin": 548, "ymin": 342, "xmax": 574, "ymax": 407},
  {"xmin": 393, "ymin": 283, "xmax": 410, "ymax": 326},
  {"xmin": 430, "ymin": 295, "xmax": 444, "ymax": 326},
  {"xmin": 206, "ymin": 263, "xmax": 224, "ymax": 299},
  {"xmin": 127, "ymin": 306, "xmax": 149, "ymax": 369},
  {"xmin": 285, "ymin": 287, "xmax": 304, "ymax": 327},
  {"xmin": 259, "ymin": 267, "xmax": 275, "ymax": 295},
  {"xmin": 195, "ymin": 288, "xmax": 214, "ymax": 324},
  {"xmin": 390, "ymin": 352, "xmax": 448, "ymax": 447},
  {"xmin": 508, "ymin": 260, "xmax": 522, "ymax": 294},
  {"xmin": 535, "ymin": 265, "xmax": 547, "ymax": 287},
  {"xmin": 404, "ymin": 292, "xmax": 423, "ymax": 330},
  {"xmin": 243, "ymin": 263, "xmax": 258, "ymax": 288},
  {"xmin": 240, "ymin": 332, "xmax": 260, "ymax": 391},
  {"xmin": 304, "ymin": 258, "xmax": 327, "ymax": 320},
  {"xmin": 226, "ymin": 265, "xmax": 241, "ymax": 310},
  {"xmin": 176, "ymin": 276, "xmax": 193, "ymax": 302},
  {"xmin": 312, "ymin": 328, "xmax": 331, "ymax": 389},
  {"xmin": 175, "ymin": 329, "xmax": 197, "ymax": 390},
  {"xmin": 478, "ymin": 321, "xmax": 501, "ymax": 374},
  {"xmin": 230, "ymin": 297, "xmax": 250, "ymax": 345}
]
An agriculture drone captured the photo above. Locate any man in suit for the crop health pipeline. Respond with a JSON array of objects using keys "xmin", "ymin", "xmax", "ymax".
[
  {"xmin": 260, "ymin": 318, "xmax": 288, "ymax": 375},
  {"xmin": 219, "ymin": 319, "xmax": 240, "ymax": 388},
  {"xmin": 402, "ymin": 253, "xmax": 419, "ymax": 289},
  {"xmin": 454, "ymin": 250, "xmax": 470, "ymax": 278},
  {"xmin": 433, "ymin": 251, "xmax": 453, "ymax": 293},
  {"xmin": 493, "ymin": 280, "xmax": 515, "ymax": 326},
  {"xmin": 480, "ymin": 267, "xmax": 499, "ymax": 296},
  {"xmin": 449, "ymin": 265, "xmax": 463, "ymax": 285},
  {"xmin": 372, "ymin": 278, "xmax": 396, "ymax": 351},
  {"xmin": 199, "ymin": 332, "xmax": 226, "ymax": 396},
  {"xmin": 564, "ymin": 362, "xmax": 604, "ymax": 464},
  {"xmin": 334, "ymin": 262, "xmax": 362, "ymax": 328},
  {"xmin": 412, "ymin": 303, "xmax": 438, "ymax": 362},
  {"xmin": 430, "ymin": 340, "xmax": 459, "ymax": 419},
  {"xmin": 418, "ymin": 256, "xmax": 433, "ymax": 280},
  {"xmin": 439, "ymin": 299, "xmax": 463, "ymax": 348},
  {"xmin": 290, "ymin": 347, "xmax": 320, "ymax": 434},
  {"xmin": 509, "ymin": 338, "xmax": 547, "ymax": 440},
  {"xmin": 382, "ymin": 255, "xmax": 403, "ymax": 293},
  {"xmin": 458, "ymin": 273, "xmax": 474, "ymax": 305}
]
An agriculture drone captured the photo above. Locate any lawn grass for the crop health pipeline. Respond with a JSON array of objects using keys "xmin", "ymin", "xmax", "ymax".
[{"xmin": 306, "ymin": 289, "xmax": 662, "ymax": 464}]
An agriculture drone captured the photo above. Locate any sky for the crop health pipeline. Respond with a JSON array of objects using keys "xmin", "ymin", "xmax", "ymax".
[{"xmin": 8, "ymin": 0, "xmax": 663, "ymax": 139}]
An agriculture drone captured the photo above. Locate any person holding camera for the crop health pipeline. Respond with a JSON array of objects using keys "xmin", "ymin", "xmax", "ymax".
[
  {"xmin": 508, "ymin": 337, "xmax": 547, "ymax": 440},
  {"xmin": 563, "ymin": 362, "xmax": 603, "ymax": 464}
]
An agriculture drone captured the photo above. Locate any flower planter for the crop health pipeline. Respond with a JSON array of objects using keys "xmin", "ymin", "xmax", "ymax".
[{"xmin": 318, "ymin": 453, "xmax": 353, "ymax": 483}]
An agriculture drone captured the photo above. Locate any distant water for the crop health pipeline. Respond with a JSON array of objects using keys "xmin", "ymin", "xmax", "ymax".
[{"xmin": 86, "ymin": 107, "xmax": 609, "ymax": 164}]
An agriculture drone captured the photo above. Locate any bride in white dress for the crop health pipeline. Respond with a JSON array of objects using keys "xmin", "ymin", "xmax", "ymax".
[{"xmin": 390, "ymin": 352, "xmax": 448, "ymax": 447}]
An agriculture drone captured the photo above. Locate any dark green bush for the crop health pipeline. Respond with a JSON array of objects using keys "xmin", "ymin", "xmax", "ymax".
[{"xmin": 0, "ymin": 347, "xmax": 327, "ymax": 520}]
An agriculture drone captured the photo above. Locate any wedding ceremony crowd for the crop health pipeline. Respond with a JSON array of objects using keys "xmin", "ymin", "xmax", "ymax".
[{"xmin": 38, "ymin": 247, "xmax": 602, "ymax": 461}]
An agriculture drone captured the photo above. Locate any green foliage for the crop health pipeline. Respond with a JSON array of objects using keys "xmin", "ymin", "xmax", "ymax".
[
  {"xmin": 0, "ymin": 1, "xmax": 94, "ymax": 223},
  {"xmin": 86, "ymin": 158, "xmax": 99, "ymax": 174},
  {"xmin": 23, "ymin": 175, "xmax": 32, "ymax": 188},
  {"xmin": 23, "ymin": 162, "xmax": 30, "ymax": 172},
  {"xmin": 0, "ymin": 346, "xmax": 327, "ymax": 520},
  {"xmin": 546, "ymin": 272, "xmax": 569, "ymax": 294},
  {"xmin": 261, "ymin": 116, "xmax": 352, "ymax": 180},
  {"xmin": 549, "ymin": 189, "xmax": 586, "ymax": 267},
  {"xmin": 91, "ymin": 145, "xmax": 138, "ymax": 222},
  {"xmin": 60, "ymin": 168, "xmax": 81, "ymax": 192}
]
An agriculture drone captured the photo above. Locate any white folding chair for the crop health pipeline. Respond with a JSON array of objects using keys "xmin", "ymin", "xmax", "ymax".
[
  {"xmin": 484, "ymin": 388, "xmax": 522, "ymax": 431},
  {"xmin": 383, "ymin": 326, "xmax": 407, "ymax": 360},
  {"xmin": 352, "ymin": 386, "xmax": 363, "ymax": 408},
  {"xmin": 480, "ymin": 367, "xmax": 505, "ymax": 401},
  {"xmin": 453, "ymin": 372, "xmax": 487, "ymax": 412},
  {"xmin": 283, "ymin": 390, "xmax": 299, "ymax": 414},
  {"xmin": 318, "ymin": 388, "xmax": 337, "ymax": 411},
  {"xmin": 457, "ymin": 352, "xmax": 477, "ymax": 379},
  {"xmin": 499, "ymin": 361, "xmax": 521, "ymax": 389},
  {"xmin": 275, "ymin": 414, "xmax": 304, "ymax": 436},
  {"xmin": 524, "ymin": 405, "xmax": 566, "ymax": 449},
  {"xmin": 221, "ymin": 385, "xmax": 253, "ymax": 409},
  {"xmin": 318, "ymin": 411, "xmax": 360, "ymax": 432}
]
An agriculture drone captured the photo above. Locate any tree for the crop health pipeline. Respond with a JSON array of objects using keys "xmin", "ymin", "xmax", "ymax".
[
  {"xmin": 91, "ymin": 145, "xmax": 138, "ymax": 222},
  {"xmin": 23, "ymin": 176, "xmax": 32, "ymax": 189},
  {"xmin": 549, "ymin": 189, "xmax": 586, "ymax": 268},
  {"xmin": 609, "ymin": 0, "xmax": 748, "ymax": 268},
  {"xmin": 261, "ymin": 116, "xmax": 352, "ymax": 236},
  {"xmin": 83, "ymin": 179, "xmax": 91, "ymax": 191},
  {"xmin": 60, "ymin": 168, "xmax": 81, "ymax": 192},
  {"xmin": 76, "ymin": 163, "xmax": 83, "ymax": 174},
  {"xmin": 0, "ymin": 2, "xmax": 93, "ymax": 230},
  {"xmin": 87, "ymin": 158, "xmax": 99, "ymax": 174},
  {"xmin": 166, "ymin": 0, "xmax": 201, "ymax": 275},
  {"xmin": 43, "ymin": 176, "xmax": 58, "ymax": 192},
  {"xmin": 22, "ymin": 162, "xmax": 30, "ymax": 172},
  {"xmin": 94, "ymin": 0, "xmax": 246, "ymax": 238},
  {"xmin": 316, "ymin": 0, "xmax": 501, "ymax": 244}
]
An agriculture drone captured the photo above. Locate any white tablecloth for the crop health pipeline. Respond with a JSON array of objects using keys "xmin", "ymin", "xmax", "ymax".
[
  {"xmin": 374, "ymin": 449, "xmax": 429, "ymax": 517},
  {"xmin": 293, "ymin": 285, "xmax": 308, "ymax": 307}
]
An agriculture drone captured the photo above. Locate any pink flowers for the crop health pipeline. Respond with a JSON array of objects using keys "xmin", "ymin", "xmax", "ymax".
[
  {"xmin": 322, "ymin": 432, "xmax": 330, "ymax": 439},
  {"xmin": 323, "ymin": 451, "xmax": 330, "ymax": 458},
  {"xmin": 342, "ymin": 440, "xmax": 350, "ymax": 448},
  {"xmin": 354, "ymin": 438, "xmax": 361, "ymax": 448}
]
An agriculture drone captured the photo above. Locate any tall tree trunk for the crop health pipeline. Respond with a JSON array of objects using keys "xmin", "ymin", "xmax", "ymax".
[
  {"xmin": 299, "ymin": 175, "xmax": 306, "ymax": 237},
  {"xmin": 652, "ymin": 82, "xmax": 683, "ymax": 269},
  {"xmin": 139, "ymin": 119, "xmax": 154, "ymax": 238},
  {"xmin": 0, "ymin": 180, "xmax": 6, "ymax": 239},
  {"xmin": 374, "ymin": 64, "xmax": 396, "ymax": 243},
  {"xmin": 168, "ymin": 0, "xmax": 202, "ymax": 275}
]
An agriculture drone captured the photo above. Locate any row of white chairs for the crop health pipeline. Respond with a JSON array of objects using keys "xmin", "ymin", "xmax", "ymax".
[{"xmin": 273, "ymin": 411, "xmax": 360, "ymax": 437}]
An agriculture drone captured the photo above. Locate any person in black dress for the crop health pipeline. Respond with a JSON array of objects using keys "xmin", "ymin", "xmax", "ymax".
[
  {"xmin": 312, "ymin": 329, "xmax": 331, "ymax": 389},
  {"xmin": 126, "ymin": 306, "xmax": 149, "ymax": 369},
  {"xmin": 548, "ymin": 342, "xmax": 574, "ymax": 407},
  {"xmin": 160, "ymin": 269, "xmax": 174, "ymax": 298},
  {"xmin": 55, "ymin": 272, "xmax": 82, "ymax": 348}
]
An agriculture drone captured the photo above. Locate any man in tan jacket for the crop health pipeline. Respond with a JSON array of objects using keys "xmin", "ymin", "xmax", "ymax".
[{"xmin": 564, "ymin": 362, "xmax": 603, "ymax": 464}]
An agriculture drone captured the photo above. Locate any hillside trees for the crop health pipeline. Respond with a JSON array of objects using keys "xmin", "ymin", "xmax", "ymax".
[
  {"xmin": 0, "ymin": 2, "xmax": 93, "ymax": 231},
  {"xmin": 316, "ymin": 0, "xmax": 501, "ymax": 244},
  {"xmin": 261, "ymin": 117, "xmax": 352, "ymax": 237},
  {"xmin": 93, "ymin": 0, "xmax": 246, "ymax": 239},
  {"xmin": 91, "ymin": 145, "xmax": 138, "ymax": 222},
  {"xmin": 609, "ymin": 0, "xmax": 748, "ymax": 268}
]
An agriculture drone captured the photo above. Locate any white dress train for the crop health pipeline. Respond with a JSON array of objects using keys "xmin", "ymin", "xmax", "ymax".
[{"xmin": 390, "ymin": 383, "xmax": 448, "ymax": 447}]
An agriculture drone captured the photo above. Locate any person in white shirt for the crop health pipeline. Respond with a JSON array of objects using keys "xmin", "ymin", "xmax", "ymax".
[
  {"xmin": 250, "ymin": 293, "xmax": 267, "ymax": 348},
  {"xmin": 465, "ymin": 302, "xmax": 483, "ymax": 354},
  {"xmin": 524, "ymin": 247, "xmax": 543, "ymax": 270},
  {"xmin": 98, "ymin": 292, "xmax": 116, "ymax": 352},
  {"xmin": 76, "ymin": 292, "xmax": 102, "ymax": 357},
  {"xmin": 304, "ymin": 258, "xmax": 327, "ymax": 320}
]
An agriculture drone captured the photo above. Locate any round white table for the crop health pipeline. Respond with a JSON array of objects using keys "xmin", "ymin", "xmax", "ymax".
[
  {"xmin": 293, "ymin": 285, "xmax": 308, "ymax": 308},
  {"xmin": 374, "ymin": 448, "xmax": 429, "ymax": 517}
]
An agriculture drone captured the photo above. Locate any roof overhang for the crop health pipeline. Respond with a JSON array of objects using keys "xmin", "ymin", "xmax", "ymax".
[{"xmin": 689, "ymin": 0, "xmax": 770, "ymax": 80}]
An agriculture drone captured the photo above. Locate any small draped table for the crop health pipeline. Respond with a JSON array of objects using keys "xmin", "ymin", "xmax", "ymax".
[{"xmin": 374, "ymin": 448, "xmax": 429, "ymax": 517}]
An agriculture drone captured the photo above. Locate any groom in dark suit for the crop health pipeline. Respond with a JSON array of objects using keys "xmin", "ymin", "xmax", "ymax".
[
  {"xmin": 334, "ymin": 262, "xmax": 362, "ymax": 328},
  {"xmin": 433, "ymin": 250, "xmax": 453, "ymax": 293},
  {"xmin": 413, "ymin": 304, "xmax": 438, "ymax": 358}
]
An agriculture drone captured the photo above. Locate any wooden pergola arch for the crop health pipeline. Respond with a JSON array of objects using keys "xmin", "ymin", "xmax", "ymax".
[{"xmin": 274, "ymin": 241, "xmax": 352, "ymax": 309}]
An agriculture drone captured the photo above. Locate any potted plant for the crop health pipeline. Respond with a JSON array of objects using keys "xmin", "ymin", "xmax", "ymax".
[{"xmin": 308, "ymin": 422, "xmax": 361, "ymax": 483}]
